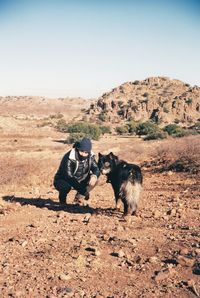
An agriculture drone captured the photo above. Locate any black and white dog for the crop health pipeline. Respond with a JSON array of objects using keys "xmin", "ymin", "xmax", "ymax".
[{"xmin": 98, "ymin": 152, "xmax": 143, "ymax": 216}]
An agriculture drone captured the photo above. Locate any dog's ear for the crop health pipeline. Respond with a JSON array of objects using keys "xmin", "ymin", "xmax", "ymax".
[
  {"xmin": 109, "ymin": 152, "xmax": 114, "ymax": 159},
  {"xmin": 109, "ymin": 152, "xmax": 118, "ymax": 160},
  {"xmin": 98, "ymin": 152, "xmax": 102, "ymax": 158}
]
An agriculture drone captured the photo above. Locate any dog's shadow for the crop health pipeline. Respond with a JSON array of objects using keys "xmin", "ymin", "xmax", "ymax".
[{"xmin": 2, "ymin": 195, "xmax": 122, "ymax": 217}]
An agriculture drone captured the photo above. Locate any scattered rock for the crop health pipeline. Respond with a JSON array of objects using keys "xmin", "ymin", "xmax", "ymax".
[
  {"xmin": 153, "ymin": 210, "xmax": 161, "ymax": 219},
  {"xmin": 179, "ymin": 248, "xmax": 189, "ymax": 255},
  {"xmin": 59, "ymin": 273, "xmax": 72, "ymax": 281},
  {"xmin": 117, "ymin": 250, "xmax": 125, "ymax": 258},
  {"xmin": 21, "ymin": 240, "xmax": 28, "ymax": 247},
  {"xmin": 154, "ymin": 268, "xmax": 177, "ymax": 283},
  {"xmin": 83, "ymin": 213, "xmax": 91, "ymax": 223},
  {"xmin": 177, "ymin": 255, "xmax": 194, "ymax": 267},
  {"xmin": 148, "ymin": 256, "xmax": 159, "ymax": 264}
]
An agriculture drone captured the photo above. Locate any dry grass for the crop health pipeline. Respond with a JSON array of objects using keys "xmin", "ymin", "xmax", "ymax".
[
  {"xmin": 0, "ymin": 155, "xmax": 57, "ymax": 193},
  {"xmin": 144, "ymin": 135, "xmax": 200, "ymax": 173}
]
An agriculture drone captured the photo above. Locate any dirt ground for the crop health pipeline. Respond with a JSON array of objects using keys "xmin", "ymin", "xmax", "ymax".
[{"xmin": 0, "ymin": 113, "xmax": 199, "ymax": 298}]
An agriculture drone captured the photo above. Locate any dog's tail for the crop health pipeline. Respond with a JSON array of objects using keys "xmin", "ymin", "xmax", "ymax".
[{"xmin": 120, "ymin": 180, "xmax": 142, "ymax": 208}]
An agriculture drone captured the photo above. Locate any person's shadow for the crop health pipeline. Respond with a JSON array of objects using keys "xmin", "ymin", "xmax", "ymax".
[{"xmin": 2, "ymin": 195, "xmax": 120, "ymax": 217}]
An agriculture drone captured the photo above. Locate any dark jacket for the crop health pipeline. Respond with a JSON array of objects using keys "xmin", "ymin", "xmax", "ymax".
[{"xmin": 54, "ymin": 148, "xmax": 100, "ymax": 194}]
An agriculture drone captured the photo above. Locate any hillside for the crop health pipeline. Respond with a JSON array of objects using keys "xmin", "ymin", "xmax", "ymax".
[
  {"xmin": 86, "ymin": 77, "xmax": 200, "ymax": 126},
  {"xmin": 0, "ymin": 96, "xmax": 91, "ymax": 134},
  {"xmin": 0, "ymin": 87, "xmax": 199, "ymax": 297}
]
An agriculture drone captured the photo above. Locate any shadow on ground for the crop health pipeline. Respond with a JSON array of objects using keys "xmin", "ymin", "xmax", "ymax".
[{"xmin": 2, "ymin": 195, "xmax": 121, "ymax": 217}]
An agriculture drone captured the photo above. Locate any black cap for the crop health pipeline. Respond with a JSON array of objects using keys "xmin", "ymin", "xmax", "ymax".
[{"xmin": 76, "ymin": 138, "xmax": 92, "ymax": 153}]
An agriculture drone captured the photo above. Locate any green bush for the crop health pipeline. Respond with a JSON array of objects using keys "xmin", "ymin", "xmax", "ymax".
[
  {"xmin": 144, "ymin": 130, "xmax": 168, "ymax": 140},
  {"xmin": 186, "ymin": 98, "xmax": 193, "ymax": 105},
  {"xmin": 136, "ymin": 121, "xmax": 159, "ymax": 136},
  {"xmin": 67, "ymin": 122, "xmax": 101, "ymax": 140},
  {"xmin": 56, "ymin": 119, "xmax": 68, "ymax": 132},
  {"xmin": 163, "ymin": 124, "xmax": 183, "ymax": 135},
  {"xmin": 126, "ymin": 121, "xmax": 138, "ymax": 134},
  {"xmin": 99, "ymin": 125, "xmax": 111, "ymax": 134},
  {"xmin": 192, "ymin": 121, "xmax": 200, "ymax": 133},
  {"xmin": 66, "ymin": 132, "xmax": 86, "ymax": 144},
  {"xmin": 98, "ymin": 113, "xmax": 106, "ymax": 122},
  {"xmin": 115, "ymin": 125, "xmax": 129, "ymax": 135}
]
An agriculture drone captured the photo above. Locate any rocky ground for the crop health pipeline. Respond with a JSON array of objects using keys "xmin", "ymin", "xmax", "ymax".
[{"xmin": 0, "ymin": 115, "xmax": 199, "ymax": 298}]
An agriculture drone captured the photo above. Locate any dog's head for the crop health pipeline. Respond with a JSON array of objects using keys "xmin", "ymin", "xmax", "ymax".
[{"xmin": 98, "ymin": 152, "xmax": 119, "ymax": 175}]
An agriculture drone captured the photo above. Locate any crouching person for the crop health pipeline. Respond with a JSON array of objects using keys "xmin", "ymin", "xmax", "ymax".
[{"xmin": 54, "ymin": 138, "xmax": 100, "ymax": 206}]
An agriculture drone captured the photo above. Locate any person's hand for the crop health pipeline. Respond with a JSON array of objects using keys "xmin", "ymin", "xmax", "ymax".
[{"xmin": 89, "ymin": 175, "xmax": 97, "ymax": 187}]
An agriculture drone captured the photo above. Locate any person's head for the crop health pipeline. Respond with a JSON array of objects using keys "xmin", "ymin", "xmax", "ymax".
[{"xmin": 76, "ymin": 138, "xmax": 92, "ymax": 157}]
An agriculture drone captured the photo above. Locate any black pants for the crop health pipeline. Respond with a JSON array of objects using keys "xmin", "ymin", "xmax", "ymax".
[{"xmin": 54, "ymin": 178, "xmax": 88, "ymax": 204}]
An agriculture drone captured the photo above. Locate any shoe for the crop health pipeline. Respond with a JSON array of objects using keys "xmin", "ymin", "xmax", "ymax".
[
  {"xmin": 84, "ymin": 193, "xmax": 90, "ymax": 201},
  {"xmin": 74, "ymin": 192, "xmax": 83, "ymax": 204},
  {"xmin": 59, "ymin": 192, "xmax": 67, "ymax": 205}
]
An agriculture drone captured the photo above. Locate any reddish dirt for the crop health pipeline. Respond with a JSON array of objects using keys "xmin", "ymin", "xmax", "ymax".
[{"xmin": 0, "ymin": 117, "xmax": 199, "ymax": 298}]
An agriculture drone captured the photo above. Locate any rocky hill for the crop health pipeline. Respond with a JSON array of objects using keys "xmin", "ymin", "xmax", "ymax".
[{"xmin": 86, "ymin": 77, "xmax": 200, "ymax": 126}]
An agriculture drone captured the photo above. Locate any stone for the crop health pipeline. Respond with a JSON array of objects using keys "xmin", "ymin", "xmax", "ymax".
[
  {"xmin": 153, "ymin": 210, "xmax": 161, "ymax": 219},
  {"xmin": 179, "ymin": 248, "xmax": 189, "ymax": 255},
  {"xmin": 83, "ymin": 213, "xmax": 91, "ymax": 223},
  {"xmin": 155, "ymin": 268, "xmax": 176, "ymax": 283},
  {"xmin": 177, "ymin": 255, "xmax": 194, "ymax": 267},
  {"xmin": 59, "ymin": 273, "xmax": 72, "ymax": 281},
  {"xmin": 94, "ymin": 249, "xmax": 101, "ymax": 257},
  {"xmin": 21, "ymin": 240, "xmax": 28, "ymax": 247},
  {"xmin": 148, "ymin": 256, "xmax": 159, "ymax": 264},
  {"xmin": 117, "ymin": 250, "xmax": 125, "ymax": 258}
]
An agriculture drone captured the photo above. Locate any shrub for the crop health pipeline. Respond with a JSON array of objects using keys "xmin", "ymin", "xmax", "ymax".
[
  {"xmin": 136, "ymin": 121, "xmax": 159, "ymax": 136},
  {"xmin": 56, "ymin": 119, "xmax": 68, "ymax": 132},
  {"xmin": 49, "ymin": 113, "xmax": 63, "ymax": 119},
  {"xmin": 98, "ymin": 113, "xmax": 106, "ymax": 122},
  {"xmin": 115, "ymin": 125, "xmax": 129, "ymax": 135},
  {"xmin": 66, "ymin": 132, "xmax": 86, "ymax": 144},
  {"xmin": 67, "ymin": 122, "xmax": 101, "ymax": 140},
  {"xmin": 186, "ymin": 98, "xmax": 193, "ymax": 105},
  {"xmin": 144, "ymin": 130, "xmax": 168, "ymax": 140},
  {"xmin": 99, "ymin": 125, "xmax": 111, "ymax": 134},
  {"xmin": 191, "ymin": 121, "xmax": 200, "ymax": 133},
  {"xmin": 37, "ymin": 120, "xmax": 52, "ymax": 127},
  {"xmin": 126, "ymin": 121, "xmax": 138, "ymax": 134},
  {"xmin": 133, "ymin": 80, "xmax": 140, "ymax": 85},
  {"xmin": 163, "ymin": 124, "xmax": 183, "ymax": 136}
]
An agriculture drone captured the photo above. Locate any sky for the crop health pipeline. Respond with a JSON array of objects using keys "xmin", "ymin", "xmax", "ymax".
[{"xmin": 0, "ymin": 0, "xmax": 200, "ymax": 98}]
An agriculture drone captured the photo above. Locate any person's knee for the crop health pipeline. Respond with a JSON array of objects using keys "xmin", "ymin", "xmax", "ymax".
[{"xmin": 54, "ymin": 179, "xmax": 71, "ymax": 193}]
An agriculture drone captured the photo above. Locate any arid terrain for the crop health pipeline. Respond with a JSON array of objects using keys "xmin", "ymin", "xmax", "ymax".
[{"xmin": 0, "ymin": 92, "xmax": 199, "ymax": 298}]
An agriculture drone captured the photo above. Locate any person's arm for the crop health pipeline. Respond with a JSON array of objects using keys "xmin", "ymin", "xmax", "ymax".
[{"xmin": 90, "ymin": 157, "xmax": 100, "ymax": 178}]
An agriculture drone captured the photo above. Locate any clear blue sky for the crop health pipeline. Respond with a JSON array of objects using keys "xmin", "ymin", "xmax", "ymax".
[{"xmin": 0, "ymin": 0, "xmax": 200, "ymax": 98}]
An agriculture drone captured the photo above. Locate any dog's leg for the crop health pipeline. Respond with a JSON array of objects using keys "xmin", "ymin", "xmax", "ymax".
[
  {"xmin": 122, "ymin": 198, "xmax": 129, "ymax": 216},
  {"xmin": 130, "ymin": 201, "xmax": 137, "ymax": 216},
  {"xmin": 115, "ymin": 196, "xmax": 121, "ymax": 210}
]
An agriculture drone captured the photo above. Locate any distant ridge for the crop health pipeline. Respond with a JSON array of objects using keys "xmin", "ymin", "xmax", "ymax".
[{"xmin": 86, "ymin": 77, "xmax": 200, "ymax": 126}]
